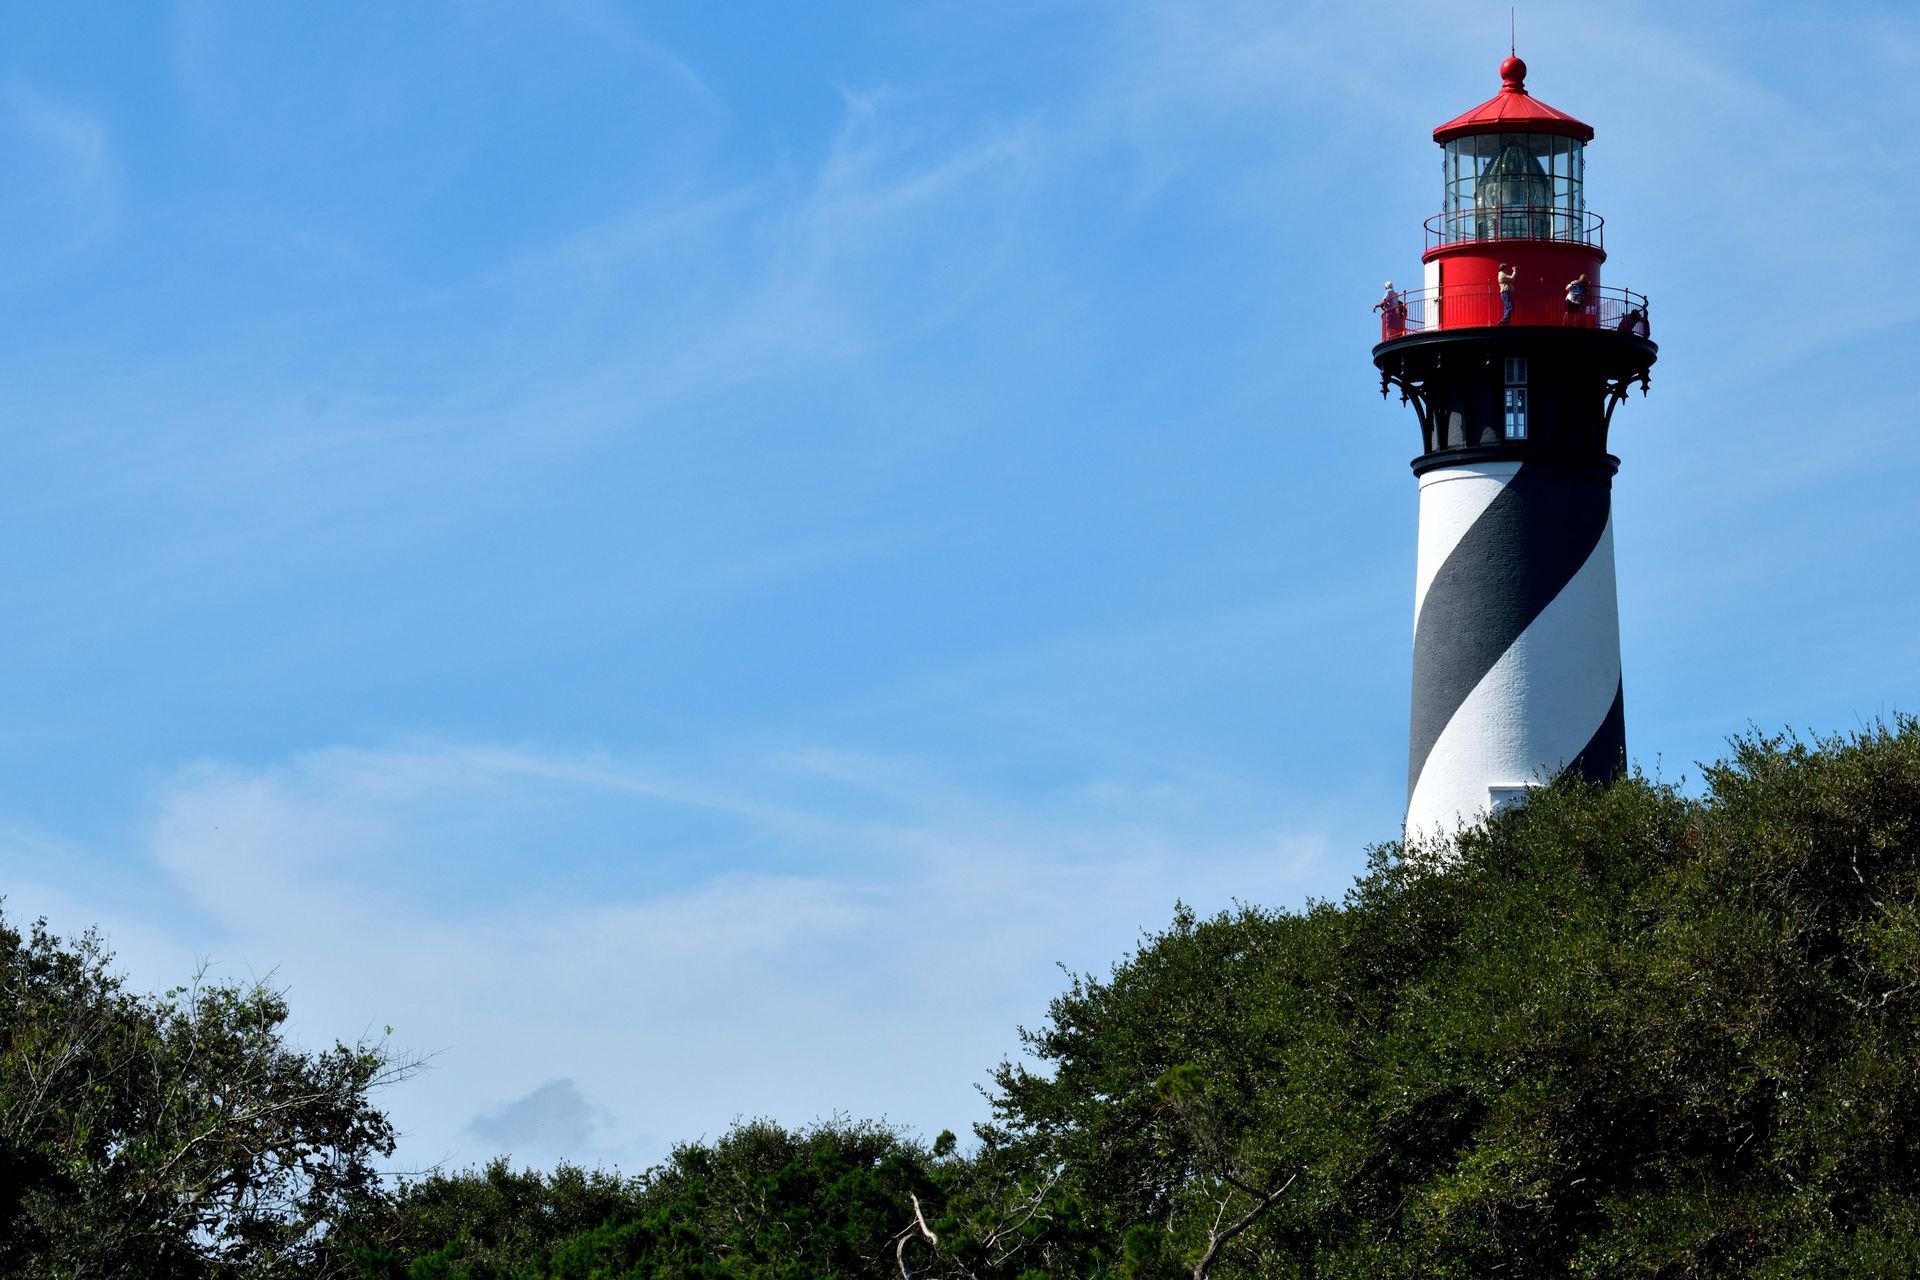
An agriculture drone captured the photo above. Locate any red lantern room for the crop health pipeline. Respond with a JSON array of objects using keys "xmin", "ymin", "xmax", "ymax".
[
  {"xmin": 1378, "ymin": 56, "xmax": 1649, "ymax": 337},
  {"xmin": 1372, "ymin": 50, "xmax": 1654, "ymax": 463},
  {"xmin": 1429, "ymin": 55, "xmax": 1599, "ymax": 329}
]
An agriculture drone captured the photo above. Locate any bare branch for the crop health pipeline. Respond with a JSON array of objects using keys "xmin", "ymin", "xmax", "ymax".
[
  {"xmin": 1192, "ymin": 1172, "xmax": 1296, "ymax": 1280},
  {"xmin": 912, "ymin": 1193, "xmax": 939, "ymax": 1245},
  {"xmin": 983, "ymin": 1166, "xmax": 1059, "ymax": 1258},
  {"xmin": 896, "ymin": 1193, "xmax": 941, "ymax": 1280}
]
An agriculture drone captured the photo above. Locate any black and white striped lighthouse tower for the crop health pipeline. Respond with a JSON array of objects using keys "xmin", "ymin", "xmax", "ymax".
[{"xmin": 1373, "ymin": 53, "xmax": 1656, "ymax": 839}]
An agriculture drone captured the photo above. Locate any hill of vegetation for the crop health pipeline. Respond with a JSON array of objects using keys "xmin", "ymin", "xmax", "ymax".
[{"xmin": 7, "ymin": 721, "xmax": 1920, "ymax": 1277}]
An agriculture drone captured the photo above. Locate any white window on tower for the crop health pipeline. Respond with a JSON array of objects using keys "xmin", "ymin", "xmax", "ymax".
[
  {"xmin": 1504, "ymin": 357, "xmax": 1528, "ymax": 440},
  {"xmin": 1504, "ymin": 388, "xmax": 1528, "ymax": 439},
  {"xmin": 1488, "ymin": 784, "xmax": 1534, "ymax": 815}
]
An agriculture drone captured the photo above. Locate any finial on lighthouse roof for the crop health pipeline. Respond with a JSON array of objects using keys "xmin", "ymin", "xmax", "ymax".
[{"xmin": 1433, "ymin": 51, "xmax": 1592, "ymax": 142}]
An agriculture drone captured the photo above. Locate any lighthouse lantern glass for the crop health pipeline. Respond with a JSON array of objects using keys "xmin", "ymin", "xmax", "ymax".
[{"xmin": 1439, "ymin": 133, "xmax": 1585, "ymax": 245}]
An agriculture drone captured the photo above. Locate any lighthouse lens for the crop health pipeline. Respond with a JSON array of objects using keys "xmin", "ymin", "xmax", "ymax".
[{"xmin": 1440, "ymin": 133, "xmax": 1585, "ymax": 245}]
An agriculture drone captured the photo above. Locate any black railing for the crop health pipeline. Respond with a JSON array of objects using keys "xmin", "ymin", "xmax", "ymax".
[
  {"xmin": 1376, "ymin": 282, "xmax": 1649, "ymax": 341},
  {"xmin": 1425, "ymin": 206, "xmax": 1605, "ymax": 252}
]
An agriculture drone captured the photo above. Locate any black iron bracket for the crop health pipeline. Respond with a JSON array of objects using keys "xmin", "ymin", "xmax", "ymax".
[
  {"xmin": 1601, "ymin": 364, "xmax": 1651, "ymax": 430},
  {"xmin": 1379, "ymin": 362, "xmax": 1433, "ymax": 437}
]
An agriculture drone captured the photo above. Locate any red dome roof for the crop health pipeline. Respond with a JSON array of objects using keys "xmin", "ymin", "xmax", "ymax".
[{"xmin": 1433, "ymin": 56, "xmax": 1594, "ymax": 144}]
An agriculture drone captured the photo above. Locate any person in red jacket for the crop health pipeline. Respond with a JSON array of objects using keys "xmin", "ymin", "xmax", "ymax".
[{"xmin": 1374, "ymin": 281, "xmax": 1407, "ymax": 338}]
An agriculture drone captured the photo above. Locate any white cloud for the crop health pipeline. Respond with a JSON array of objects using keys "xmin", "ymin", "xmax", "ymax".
[{"xmin": 7, "ymin": 736, "xmax": 1339, "ymax": 1174}]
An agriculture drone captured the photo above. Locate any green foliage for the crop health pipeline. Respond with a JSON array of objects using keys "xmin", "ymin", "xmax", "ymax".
[
  {"xmin": 354, "ymin": 1118, "xmax": 942, "ymax": 1279},
  {"xmin": 0, "ymin": 914, "xmax": 416, "ymax": 1278},
  {"xmin": 983, "ymin": 719, "xmax": 1920, "ymax": 1277},
  {"xmin": 344, "ymin": 1158, "xmax": 653, "ymax": 1278}
]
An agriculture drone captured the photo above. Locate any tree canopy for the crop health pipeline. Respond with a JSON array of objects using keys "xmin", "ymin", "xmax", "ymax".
[
  {"xmin": 977, "ymin": 721, "xmax": 1920, "ymax": 1276},
  {"xmin": 0, "ymin": 917, "xmax": 418, "ymax": 1278}
]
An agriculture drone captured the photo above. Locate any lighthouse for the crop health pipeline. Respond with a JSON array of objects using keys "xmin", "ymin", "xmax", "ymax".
[{"xmin": 1374, "ymin": 54, "xmax": 1656, "ymax": 840}]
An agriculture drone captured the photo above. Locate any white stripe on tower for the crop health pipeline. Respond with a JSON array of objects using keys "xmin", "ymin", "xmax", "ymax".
[
  {"xmin": 1412, "ymin": 462, "xmax": 1517, "ymax": 622},
  {"xmin": 1405, "ymin": 461, "xmax": 1625, "ymax": 840}
]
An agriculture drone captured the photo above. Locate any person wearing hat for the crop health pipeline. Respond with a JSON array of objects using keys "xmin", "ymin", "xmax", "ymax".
[{"xmin": 1374, "ymin": 280, "xmax": 1407, "ymax": 338}]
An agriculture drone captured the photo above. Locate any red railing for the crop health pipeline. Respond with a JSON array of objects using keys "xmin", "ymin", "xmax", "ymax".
[
  {"xmin": 1425, "ymin": 206, "xmax": 1605, "ymax": 253},
  {"xmin": 1376, "ymin": 282, "xmax": 1649, "ymax": 342}
]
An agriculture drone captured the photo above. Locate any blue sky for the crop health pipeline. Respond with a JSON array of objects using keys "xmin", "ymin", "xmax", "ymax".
[{"xmin": 1, "ymin": 0, "xmax": 1915, "ymax": 1172}]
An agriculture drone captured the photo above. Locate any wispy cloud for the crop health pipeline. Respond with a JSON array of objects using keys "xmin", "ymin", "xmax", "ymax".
[
  {"xmin": 0, "ymin": 78, "xmax": 117, "ymax": 269},
  {"xmin": 5, "ymin": 79, "xmax": 110, "ymax": 185},
  {"xmin": 6, "ymin": 734, "xmax": 1338, "ymax": 1173}
]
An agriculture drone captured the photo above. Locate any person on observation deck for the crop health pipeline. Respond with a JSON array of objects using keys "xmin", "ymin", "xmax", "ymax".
[
  {"xmin": 1497, "ymin": 263, "xmax": 1517, "ymax": 325},
  {"xmin": 1565, "ymin": 273, "xmax": 1589, "ymax": 318},
  {"xmin": 1374, "ymin": 281, "xmax": 1406, "ymax": 337}
]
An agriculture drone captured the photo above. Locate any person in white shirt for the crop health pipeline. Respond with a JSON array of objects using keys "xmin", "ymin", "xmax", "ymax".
[
  {"xmin": 1564, "ymin": 273, "xmax": 1589, "ymax": 316},
  {"xmin": 1374, "ymin": 281, "xmax": 1407, "ymax": 337}
]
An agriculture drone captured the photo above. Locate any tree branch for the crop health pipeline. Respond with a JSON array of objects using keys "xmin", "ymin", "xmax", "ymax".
[
  {"xmin": 1192, "ymin": 1172, "xmax": 1296, "ymax": 1280},
  {"xmin": 983, "ymin": 1166, "xmax": 1062, "ymax": 1258},
  {"xmin": 895, "ymin": 1193, "xmax": 940, "ymax": 1280}
]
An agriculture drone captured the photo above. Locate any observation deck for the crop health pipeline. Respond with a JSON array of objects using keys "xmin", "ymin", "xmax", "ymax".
[{"xmin": 1376, "ymin": 282, "xmax": 1648, "ymax": 341}]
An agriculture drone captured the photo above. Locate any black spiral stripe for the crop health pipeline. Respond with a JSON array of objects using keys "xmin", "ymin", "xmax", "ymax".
[
  {"xmin": 1563, "ymin": 677, "xmax": 1627, "ymax": 784},
  {"xmin": 1407, "ymin": 464, "xmax": 1614, "ymax": 800}
]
